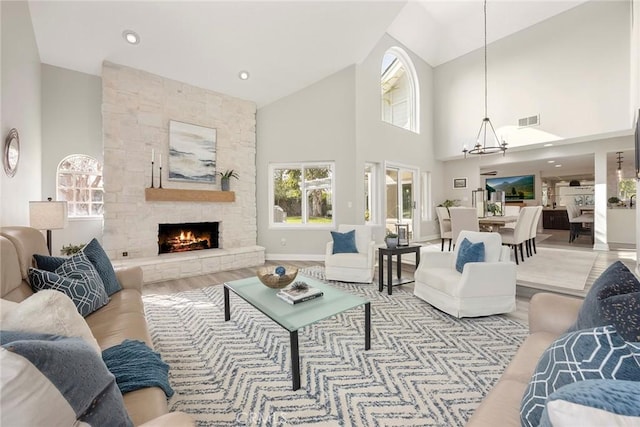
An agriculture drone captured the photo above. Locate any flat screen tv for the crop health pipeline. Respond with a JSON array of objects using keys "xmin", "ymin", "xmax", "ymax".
[{"xmin": 485, "ymin": 174, "xmax": 535, "ymax": 201}]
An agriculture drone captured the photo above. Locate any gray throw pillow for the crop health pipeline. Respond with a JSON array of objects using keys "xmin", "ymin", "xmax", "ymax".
[{"xmin": 82, "ymin": 238, "xmax": 122, "ymax": 296}]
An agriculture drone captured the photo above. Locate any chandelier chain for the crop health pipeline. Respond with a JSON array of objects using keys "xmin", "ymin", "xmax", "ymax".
[{"xmin": 484, "ymin": 0, "xmax": 488, "ymax": 119}]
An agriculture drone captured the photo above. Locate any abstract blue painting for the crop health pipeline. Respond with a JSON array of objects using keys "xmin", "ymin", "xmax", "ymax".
[{"xmin": 168, "ymin": 120, "xmax": 216, "ymax": 183}]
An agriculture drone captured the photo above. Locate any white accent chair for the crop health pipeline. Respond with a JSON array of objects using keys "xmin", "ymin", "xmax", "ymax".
[
  {"xmin": 435, "ymin": 207, "xmax": 452, "ymax": 251},
  {"xmin": 413, "ymin": 231, "xmax": 516, "ymax": 318},
  {"xmin": 325, "ymin": 224, "xmax": 376, "ymax": 283}
]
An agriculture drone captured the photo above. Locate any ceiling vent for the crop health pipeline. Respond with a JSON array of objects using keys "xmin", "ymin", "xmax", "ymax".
[{"xmin": 518, "ymin": 114, "xmax": 540, "ymax": 128}]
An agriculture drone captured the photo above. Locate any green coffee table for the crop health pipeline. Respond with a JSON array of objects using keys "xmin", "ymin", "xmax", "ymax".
[{"xmin": 224, "ymin": 275, "xmax": 371, "ymax": 390}]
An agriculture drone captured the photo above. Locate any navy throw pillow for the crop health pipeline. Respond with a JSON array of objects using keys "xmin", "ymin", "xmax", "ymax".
[
  {"xmin": 455, "ymin": 238, "xmax": 485, "ymax": 273},
  {"xmin": 600, "ymin": 291, "xmax": 640, "ymax": 342},
  {"xmin": 33, "ymin": 254, "xmax": 67, "ymax": 271},
  {"xmin": 82, "ymin": 238, "xmax": 122, "ymax": 296},
  {"xmin": 567, "ymin": 261, "xmax": 640, "ymax": 334},
  {"xmin": 331, "ymin": 230, "xmax": 358, "ymax": 254}
]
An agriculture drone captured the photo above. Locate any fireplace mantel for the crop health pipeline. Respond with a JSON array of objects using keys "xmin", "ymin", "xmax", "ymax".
[{"xmin": 145, "ymin": 188, "xmax": 235, "ymax": 202}]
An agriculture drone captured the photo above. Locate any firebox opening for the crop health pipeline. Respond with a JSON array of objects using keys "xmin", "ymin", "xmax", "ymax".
[{"xmin": 158, "ymin": 222, "xmax": 219, "ymax": 254}]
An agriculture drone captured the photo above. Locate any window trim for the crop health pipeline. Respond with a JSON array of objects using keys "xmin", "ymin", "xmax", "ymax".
[
  {"xmin": 381, "ymin": 46, "xmax": 420, "ymax": 134},
  {"xmin": 268, "ymin": 161, "xmax": 336, "ymax": 229}
]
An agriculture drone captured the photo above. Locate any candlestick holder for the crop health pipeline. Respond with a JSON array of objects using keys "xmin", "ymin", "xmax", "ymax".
[
  {"xmin": 150, "ymin": 161, "xmax": 155, "ymax": 188},
  {"xmin": 159, "ymin": 166, "xmax": 163, "ymax": 188}
]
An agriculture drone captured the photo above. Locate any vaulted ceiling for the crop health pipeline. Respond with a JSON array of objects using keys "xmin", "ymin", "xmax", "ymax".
[{"xmin": 28, "ymin": 0, "xmax": 588, "ymax": 107}]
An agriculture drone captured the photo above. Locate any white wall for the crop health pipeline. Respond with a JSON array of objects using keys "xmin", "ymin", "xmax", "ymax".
[
  {"xmin": 41, "ymin": 64, "xmax": 103, "ymax": 254},
  {"xmin": 256, "ymin": 34, "xmax": 439, "ymax": 257},
  {"xmin": 1, "ymin": 1, "xmax": 42, "ymax": 226},
  {"xmin": 256, "ymin": 66, "xmax": 357, "ymax": 257},
  {"xmin": 434, "ymin": 0, "xmax": 631, "ymax": 160}
]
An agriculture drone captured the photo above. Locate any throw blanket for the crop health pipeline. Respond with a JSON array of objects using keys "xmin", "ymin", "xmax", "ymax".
[{"xmin": 102, "ymin": 339, "xmax": 174, "ymax": 397}]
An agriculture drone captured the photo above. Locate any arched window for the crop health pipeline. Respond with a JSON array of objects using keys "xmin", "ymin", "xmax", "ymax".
[
  {"xmin": 381, "ymin": 47, "xmax": 420, "ymax": 133},
  {"xmin": 57, "ymin": 154, "xmax": 104, "ymax": 217}
]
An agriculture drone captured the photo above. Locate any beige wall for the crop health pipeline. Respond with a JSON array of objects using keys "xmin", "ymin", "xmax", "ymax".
[
  {"xmin": 101, "ymin": 62, "xmax": 258, "ymax": 260},
  {"xmin": 1, "ymin": 1, "xmax": 42, "ymax": 226}
]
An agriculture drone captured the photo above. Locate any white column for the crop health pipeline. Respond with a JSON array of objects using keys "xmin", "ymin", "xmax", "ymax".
[{"xmin": 593, "ymin": 148, "xmax": 609, "ymax": 251}]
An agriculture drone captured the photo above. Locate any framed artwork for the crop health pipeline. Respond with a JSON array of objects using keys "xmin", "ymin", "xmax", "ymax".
[
  {"xmin": 453, "ymin": 177, "xmax": 467, "ymax": 189},
  {"xmin": 169, "ymin": 120, "xmax": 216, "ymax": 183}
]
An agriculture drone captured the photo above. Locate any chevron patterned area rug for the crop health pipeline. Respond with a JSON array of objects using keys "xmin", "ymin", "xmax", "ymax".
[{"xmin": 143, "ymin": 268, "xmax": 528, "ymax": 426}]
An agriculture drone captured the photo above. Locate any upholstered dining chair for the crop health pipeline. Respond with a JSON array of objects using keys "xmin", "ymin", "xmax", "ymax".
[
  {"xmin": 325, "ymin": 224, "xmax": 376, "ymax": 283},
  {"xmin": 498, "ymin": 206, "xmax": 537, "ymax": 264},
  {"xmin": 500, "ymin": 205, "xmax": 521, "ymax": 230},
  {"xmin": 414, "ymin": 230, "xmax": 516, "ymax": 318},
  {"xmin": 566, "ymin": 203, "xmax": 594, "ymax": 244},
  {"xmin": 449, "ymin": 207, "xmax": 479, "ymax": 248},
  {"xmin": 435, "ymin": 206, "xmax": 453, "ymax": 251},
  {"xmin": 526, "ymin": 206, "xmax": 543, "ymax": 255}
]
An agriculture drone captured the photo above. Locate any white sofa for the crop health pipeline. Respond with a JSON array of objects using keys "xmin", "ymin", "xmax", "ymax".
[{"xmin": 414, "ymin": 231, "xmax": 516, "ymax": 318}]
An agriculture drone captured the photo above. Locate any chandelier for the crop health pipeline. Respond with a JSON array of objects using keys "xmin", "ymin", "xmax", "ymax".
[{"xmin": 463, "ymin": 0, "xmax": 507, "ymax": 158}]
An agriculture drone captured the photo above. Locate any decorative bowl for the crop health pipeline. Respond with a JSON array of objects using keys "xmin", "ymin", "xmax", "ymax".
[{"xmin": 257, "ymin": 265, "xmax": 298, "ymax": 289}]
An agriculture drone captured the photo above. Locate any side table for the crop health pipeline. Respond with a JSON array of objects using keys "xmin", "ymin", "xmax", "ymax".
[{"xmin": 378, "ymin": 244, "xmax": 421, "ymax": 295}]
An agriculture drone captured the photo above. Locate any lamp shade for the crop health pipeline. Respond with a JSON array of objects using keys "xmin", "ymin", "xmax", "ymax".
[{"xmin": 29, "ymin": 201, "xmax": 68, "ymax": 230}]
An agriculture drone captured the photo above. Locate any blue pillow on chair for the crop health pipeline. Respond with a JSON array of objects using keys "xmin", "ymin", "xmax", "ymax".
[
  {"xmin": 331, "ymin": 230, "xmax": 358, "ymax": 254},
  {"xmin": 455, "ymin": 238, "xmax": 485, "ymax": 273}
]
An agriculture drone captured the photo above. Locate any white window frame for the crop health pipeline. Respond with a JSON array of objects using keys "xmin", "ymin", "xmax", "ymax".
[
  {"xmin": 364, "ymin": 162, "xmax": 381, "ymax": 225},
  {"xmin": 381, "ymin": 46, "xmax": 420, "ymax": 134},
  {"xmin": 269, "ymin": 162, "xmax": 336, "ymax": 229},
  {"xmin": 56, "ymin": 154, "xmax": 104, "ymax": 218},
  {"xmin": 421, "ymin": 171, "xmax": 432, "ymax": 221}
]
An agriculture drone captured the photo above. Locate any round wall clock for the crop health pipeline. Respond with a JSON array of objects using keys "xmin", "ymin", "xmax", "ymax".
[{"xmin": 4, "ymin": 128, "xmax": 20, "ymax": 177}]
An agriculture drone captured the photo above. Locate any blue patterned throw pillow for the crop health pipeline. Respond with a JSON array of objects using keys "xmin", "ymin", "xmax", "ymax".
[
  {"xmin": 520, "ymin": 326, "xmax": 640, "ymax": 427},
  {"xmin": 455, "ymin": 238, "xmax": 485, "ymax": 273},
  {"xmin": 539, "ymin": 379, "xmax": 640, "ymax": 427},
  {"xmin": 28, "ymin": 252, "xmax": 109, "ymax": 317},
  {"xmin": 82, "ymin": 238, "xmax": 122, "ymax": 296},
  {"xmin": 331, "ymin": 230, "xmax": 358, "ymax": 254}
]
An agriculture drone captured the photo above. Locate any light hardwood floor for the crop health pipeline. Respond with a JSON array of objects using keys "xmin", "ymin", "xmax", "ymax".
[{"xmin": 143, "ymin": 229, "xmax": 636, "ymax": 326}]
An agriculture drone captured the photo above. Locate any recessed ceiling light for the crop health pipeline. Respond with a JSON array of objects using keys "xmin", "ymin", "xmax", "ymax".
[
  {"xmin": 122, "ymin": 30, "xmax": 140, "ymax": 45},
  {"xmin": 238, "ymin": 71, "xmax": 250, "ymax": 80},
  {"xmin": 555, "ymin": 164, "xmax": 562, "ymax": 167},
  {"xmin": 544, "ymin": 143, "xmax": 553, "ymax": 147},
  {"xmin": 547, "ymin": 160, "xmax": 555, "ymax": 163}
]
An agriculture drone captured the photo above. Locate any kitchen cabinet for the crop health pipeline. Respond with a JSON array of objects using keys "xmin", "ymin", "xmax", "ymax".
[{"xmin": 542, "ymin": 209, "xmax": 570, "ymax": 230}]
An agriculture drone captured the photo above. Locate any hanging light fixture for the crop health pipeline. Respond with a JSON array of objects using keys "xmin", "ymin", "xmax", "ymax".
[
  {"xmin": 463, "ymin": 0, "xmax": 507, "ymax": 158},
  {"xmin": 616, "ymin": 151, "xmax": 624, "ymax": 181}
]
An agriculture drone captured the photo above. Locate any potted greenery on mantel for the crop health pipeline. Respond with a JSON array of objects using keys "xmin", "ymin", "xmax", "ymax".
[{"xmin": 219, "ymin": 170, "xmax": 239, "ymax": 191}]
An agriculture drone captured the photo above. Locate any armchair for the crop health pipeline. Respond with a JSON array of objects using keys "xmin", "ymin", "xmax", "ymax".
[
  {"xmin": 413, "ymin": 231, "xmax": 516, "ymax": 318},
  {"xmin": 325, "ymin": 224, "xmax": 376, "ymax": 283}
]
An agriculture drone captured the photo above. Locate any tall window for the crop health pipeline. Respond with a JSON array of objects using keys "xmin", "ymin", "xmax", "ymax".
[
  {"xmin": 270, "ymin": 162, "xmax": 335, "ymax": 227},
  {"xmin": 381, "ymin": 47, "xmax": 419, "ymax": 133},
  {"xmin": 57, "ymin": 154, "xmax": 104, "ymax": 217}
]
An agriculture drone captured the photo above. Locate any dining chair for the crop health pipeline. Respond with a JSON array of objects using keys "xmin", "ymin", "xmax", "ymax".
[
  {"xmin": 498, "ymin": 206, "xmax": 537, "ymax": 265},
  {"xmin": 566, "ymin": 203, "xmax": 594, "ymax": 244},
  {"xmin": 500, "ymin": 205, "xmax": 521, "ymax": 230},
  {"xmin": 449, "ymin": 207, "xmax": 479, "ymax": 248},
  {"xmin": 526, "ymin": 206, "xmax": 543, "ymax": 256},
  {"xmin": 436, "ymin": 206, "xmax": 453, "ymax": 251}
]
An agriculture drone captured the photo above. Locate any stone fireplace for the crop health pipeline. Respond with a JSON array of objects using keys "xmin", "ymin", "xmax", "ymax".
[{"xmin": 102, "ymin": 62, "xmax": 264, "ymax": 283}]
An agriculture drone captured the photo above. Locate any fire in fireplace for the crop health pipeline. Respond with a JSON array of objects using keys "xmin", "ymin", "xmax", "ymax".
[{"xmin": 158, "ymin": 222, "xmax": 219, "ymax": 254}]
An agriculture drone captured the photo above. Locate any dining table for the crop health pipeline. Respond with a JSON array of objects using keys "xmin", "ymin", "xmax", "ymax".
[{"xmin": 443, "ymin": 215, "xmax": 519, "ymax": 232}]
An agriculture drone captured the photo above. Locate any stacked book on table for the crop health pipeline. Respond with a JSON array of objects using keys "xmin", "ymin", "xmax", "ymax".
[{"xmin": 277, "ymin": 282, "xmax": 323, "ymax": 305}]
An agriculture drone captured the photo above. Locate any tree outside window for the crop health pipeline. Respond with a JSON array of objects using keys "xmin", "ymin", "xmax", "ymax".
[
  {"xmin": 57, "ymin": 154, "xmax": 104, "ymax": 217},
  {"xmin": 271, "ymin": 163, "xmax": 334, "ymax": 226}
]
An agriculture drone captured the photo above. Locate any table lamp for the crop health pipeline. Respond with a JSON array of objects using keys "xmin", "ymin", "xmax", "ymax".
[{"xmin": 29, "ymin": 198, "xmax": 68, "ymax": 254}]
